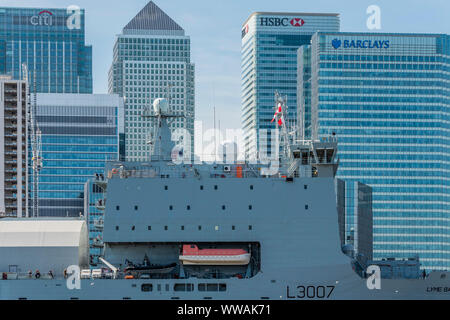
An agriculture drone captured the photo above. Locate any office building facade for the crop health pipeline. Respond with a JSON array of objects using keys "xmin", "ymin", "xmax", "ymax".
[
  {"xmin": 0, "ymin": 76, "xmax": 27, "ymax": 217},
  {"xmin": 300, "ymin": 32, "xmax": 450, "ymax": 270},
  {"xmin": 241, "ymin": 12, "xmax": 340, "ymax": 159},
  {"xmin": 109, "ymin": 1, "xmax": 195, "ymax": 162},
  {"xmin": 0, "ymin": 6, "xmax": 92, "ymax": 93},
  {"xmin": 34, "ymin": 93, "xmax": 123, "ymax": 217}
]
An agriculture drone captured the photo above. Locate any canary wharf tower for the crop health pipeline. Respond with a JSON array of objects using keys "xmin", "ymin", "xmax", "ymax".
[{"xmin": 109, "ymin": 1, "xmax": 195, "ymax": 161}]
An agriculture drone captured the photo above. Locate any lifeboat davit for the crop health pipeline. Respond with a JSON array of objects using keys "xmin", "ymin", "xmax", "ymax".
[{"xmin": 179, "ymin": 245, "xmax": 250, "ymax": 265}]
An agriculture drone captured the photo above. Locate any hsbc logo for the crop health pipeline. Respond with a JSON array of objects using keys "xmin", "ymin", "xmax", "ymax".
[
  {"xmin": 260, "ymin": 17, "xmax": 305, "ymax": 27},
  {"xmin": 241, "ymin": 24, "xmax": 249, "ymax": 39},
  {"xmin": 290, "ymin": 18, "xmax": 305, "ymax": 27}
]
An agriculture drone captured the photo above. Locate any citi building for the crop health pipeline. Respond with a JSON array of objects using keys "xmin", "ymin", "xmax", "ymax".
[{"xmin": 0, "ymin": 7, "xmax": 92, "ymax": 93}]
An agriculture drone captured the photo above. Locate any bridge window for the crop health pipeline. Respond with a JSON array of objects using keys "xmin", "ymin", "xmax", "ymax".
[
  {"xmin": 181, "ymin": 226, "xmax": 185, "ymax": 231},
  {"xmin": 131, "ymin": 226, "xmax": 135, "ymax": 231},
  {"xmin": 214, "ymin": 185, "xmax": 218, "ymax": 190},
  {"xmin": 164, "ymin": 186, "xmax": 168, "ymax": 190},
  {"xmin": 249, "ymin": 225, "xmax": 252, "ymax": 230},
  {"xmin": 187, "ymin": 205, "xmax": 191, "ymax": 210},
  {"xmin": 115, "ymin": 226, "xmax": 119, "ymax": 231},
  {"xmin": 147, "ymin": 226, "xmax": 151, "ymax": 230},
  {"xmin": 174, "ymin": 283, "xmax": 194, "ymax": 292},
  {"xmin": 250, "ymin": 185, "xmax": 254, "ymax": 190},
  {"xmin": 116, "ymin": 206, "xmax": 120, "ymax": 211},
  {"xmin": 164, "ymin": 226, "xmax": 168, "ymax": 230},
  {"xmin": 198, "ymin": 226, "xmax": 202, "ymax": 231},
  {"xmin": 305, "ymin": 205, "xmax": 309, "ymax": 210},
  {"xmin": 141, "ymin": 284, "xmax": 153, "ymax": 292},
  {"xmin": 134, "ymin": 205, "xmax": 138, "ymax": 211},
  {"xmin": 249, "ymin": 205, "xmax": 252, "ymax": 210}
]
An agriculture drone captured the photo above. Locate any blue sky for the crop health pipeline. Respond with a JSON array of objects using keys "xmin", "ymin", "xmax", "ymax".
[{"xmin": 1, "ymin": 0, "xmax": 449, "ymax": 130}]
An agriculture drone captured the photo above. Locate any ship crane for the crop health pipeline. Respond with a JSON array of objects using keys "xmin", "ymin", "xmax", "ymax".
[{"xmin": 22, "ymin": 63, "xmax": 42, "ymax": 218}]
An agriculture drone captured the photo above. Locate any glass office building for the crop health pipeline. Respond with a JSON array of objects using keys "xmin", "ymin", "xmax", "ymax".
[
  {"xmin": 299, "ymin": 32, "xmax": 450, "ymax": 270},
  {"xmin": 109, "ymin": 1, "xmax": 195, "ymax": 162},
  {"xmin": 241, "ymin": 12, "xmax": 339, "ymax": 159},
  {"xmin": 0, "ymin": 7, "xmax": 92, "ymax": 93},
  {"xmin": 34, "ymin": 94, "xmax": 123, "ymax": 217}
]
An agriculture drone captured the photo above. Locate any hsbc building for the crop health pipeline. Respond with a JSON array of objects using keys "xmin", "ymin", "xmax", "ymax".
[{"xmin": 241, "ymin": 12, "xmax": 340, "ymax": 159}]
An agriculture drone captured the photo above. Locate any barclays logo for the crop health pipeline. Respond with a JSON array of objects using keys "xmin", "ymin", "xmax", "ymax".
[
  {"xmin": 331, "ymin": 38, "xmax": 390, "ymax": 50},
  {"xmin": 331, "ymin": 39, "xmax": 341, "ymax": 49}
]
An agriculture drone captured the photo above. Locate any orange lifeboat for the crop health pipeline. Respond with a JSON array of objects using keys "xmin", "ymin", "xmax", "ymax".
[{"xmin": 179, "ymin": 245, "xmax": 250, "ymax": 265}]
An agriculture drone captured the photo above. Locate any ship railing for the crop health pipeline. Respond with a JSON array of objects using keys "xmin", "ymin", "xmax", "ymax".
[
  {"xmin": 1, "ymin": 272, "xmax": 56, "ymax": 280},
  {"xmin": 107, "ymin": 167, "xmax": 264, "ymax": 180}
]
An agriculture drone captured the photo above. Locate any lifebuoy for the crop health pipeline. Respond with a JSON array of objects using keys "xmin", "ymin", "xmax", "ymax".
[{"xmin": 112, "ymin": 168, "xmax": 118, "ymax": 174}]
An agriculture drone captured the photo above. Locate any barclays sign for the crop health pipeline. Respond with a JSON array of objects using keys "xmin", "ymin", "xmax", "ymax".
[{"xmin": 332, "ymin": 38, "xmax": 390, "ymax": 49}]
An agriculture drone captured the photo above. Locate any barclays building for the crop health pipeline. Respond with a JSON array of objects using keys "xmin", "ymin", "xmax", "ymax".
[{"xmin": 298, "ymin": 32, "xmax": 450, "ymax": 270}]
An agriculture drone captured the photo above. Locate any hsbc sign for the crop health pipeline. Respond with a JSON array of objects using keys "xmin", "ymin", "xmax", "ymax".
[{"xmin": 259, "ymin": 17, "xmax": 305, "ymax": 27}]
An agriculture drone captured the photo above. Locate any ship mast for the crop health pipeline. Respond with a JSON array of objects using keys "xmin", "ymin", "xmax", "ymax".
[{"xmin": 274, "ymin": 91, "xmax": 292, "ymax": 161}]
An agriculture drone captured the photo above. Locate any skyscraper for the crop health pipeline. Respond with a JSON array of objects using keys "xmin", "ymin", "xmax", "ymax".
[
  {"xmin": 109, "ymin": 1, "xmax": 195, "ymax": 162},
  {"xmin": 241, "ymin": 12, "xmax": 340, "ymax": 160},
  {"xmin": 299, "ymin": 32, "xmax": 450, "ymax": 270},
  {"xmin": 0, "ymin": 7, "xmax": 92, "ymax": 93},
  {"xmin": 0, "ymin": 76, "xmax": 27, "ymax": 218},
  {"xmin": 35, "ymin": 93, "xmax": 123, "ymax": 217}
]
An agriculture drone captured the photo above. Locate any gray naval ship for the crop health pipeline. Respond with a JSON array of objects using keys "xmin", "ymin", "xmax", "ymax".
[{"xmin": 1, "ymin": 97, "xmax": 450, "ymax": 300}]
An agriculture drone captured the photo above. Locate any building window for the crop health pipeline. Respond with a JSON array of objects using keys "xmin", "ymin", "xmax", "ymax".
[
  {"xmin": 116, "ymin": 206, "xmax": 120, "ymax": 211},
  {"xmin": 304, "ymin": 185, "xmax": 308, "ymax": 190},
  {"xmin": 249, "ymin": 205, "xmax": 252, "ymax": 210},
  {"xmin": 305, "ymin": 205, "xmax": 309, "ymax": 210},
  {"xmin": 181, "ymin": 226, "xmax": 184, "ymax": 231},
  {"xmin": 147, "ymin": 226, "xmax": 151, "ymax": 231},
  {"xmin": 187, "ymin": 205, "xmax": 191, "ymax": 210},
  {"xmin": 232, "ymin": 226, "xmax": 235, "ymax": 230},
  {"xmin": 198, "ymin": 226, "xmax": 202, "ymax": 231},
  {"xmin": 164, "ymin": 186, "xmax": 168, "ymax": 190},
  {"xmin": 250, "ymin": 185, "xmax": 254, "ymax": 190},
  {"xmin": 222, "ymin": 205, "xmax": 226, "ymax": 210},
  {"xmin": 169, "ymin": 205, "xmax": 173, "ymax": 211},
  {"xmin": 115, "ymin": 226, "xmax": 119, "ymax": 231},
  {"xmin": 164, "ymin": 226, "xmax": 168, "ymax": 231},
  {"xmin": 200, "ymin": 185, "xmax": 204, "ymax": 190},
  {"xmin": 249, "ymin": 225, "xmax": 252, "ymax": 230},
  {"xmin": 134, "ymin": 205, "xmax": 138, "ymax": 211},
  {"xmin": 131, "ymin": 226, "xmax": 135, "ymax": 231},
  {"xmin": 214, "ymin": 185, "xmax": 218, "ymax": 190}
]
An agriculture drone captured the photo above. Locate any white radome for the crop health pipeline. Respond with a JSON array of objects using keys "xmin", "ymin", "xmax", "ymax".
[{"xmin": 153, "ymin": 98, "xmax": 169, "ymax": 115}]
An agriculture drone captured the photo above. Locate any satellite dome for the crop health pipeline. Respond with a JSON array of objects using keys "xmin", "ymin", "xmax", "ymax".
[{"xmin": 153, "ymin": 98, "xmax": 169, "ymax": 114}]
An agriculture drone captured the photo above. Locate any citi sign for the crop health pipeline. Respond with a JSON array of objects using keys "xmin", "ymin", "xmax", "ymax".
[
  {"xmin": 260, "ymin": 17, "xmax": 305, "ymax": 27},
  {"xmin": 331, "ymin": 38, "xmax": 390, "ymax": 49},
  {"xmin": 30, "ymin": 10, "xmax": 53, "ymax": 26}
]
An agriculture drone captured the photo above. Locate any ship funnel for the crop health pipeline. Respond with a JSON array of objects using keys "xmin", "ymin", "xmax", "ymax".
[{"xmin": 153, "ymin": 98, "xmax": 169, "ymax": 115}]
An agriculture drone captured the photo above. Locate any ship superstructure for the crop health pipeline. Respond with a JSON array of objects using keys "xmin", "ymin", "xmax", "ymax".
[{"xmin": 1, "ymin": 97, "xmax": 450, "ymax": 300}]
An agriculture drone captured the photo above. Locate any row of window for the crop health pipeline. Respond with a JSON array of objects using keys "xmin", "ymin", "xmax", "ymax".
[
  {"xmin": 116, "ymin": 225, "xmax": 254, "ymax": 231},
  {"xmin": 141, "ymin": 283, "xmax": 226, "ymax": 292}
]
